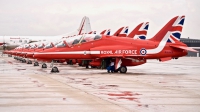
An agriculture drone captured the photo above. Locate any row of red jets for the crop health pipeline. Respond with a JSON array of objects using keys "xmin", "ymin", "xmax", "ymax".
[{"xmin": 4, "ymin": 15, "xmax": 198, "ymax": 73}]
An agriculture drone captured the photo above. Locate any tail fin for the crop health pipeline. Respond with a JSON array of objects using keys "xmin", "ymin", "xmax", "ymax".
[
  {"xmin": 168, "ymin": 15, "xmax": 198, "ymax": 52},
  {"xmin": 149, "ymin": 16, "xmax": 180, "ymax": 42},
  {"xmin": 127, "ymin": 22, "xmax": 149, "ymax": 39},
  {"xmin": 167, "ymin": 16, "xmax": 185, "ymax": 43},
  {"xmin": 118, "ymin": 26, "xmax": 128, "ymax": 37},
  {"xmin": 59, "ymin": 16, "xmax": 92, "ymax": 38},
  {"xmin": 113, "ymin": 26, "xmax": 129, "ymax": 37},
  {"xmin": 88, "ymin": 31, "xmax": 96, "ymax": 34},
  {"xmin": 146, "ymin": 16, "xmax": 187, "ymax": 54},
  {"xmin": 100, "ymin": 29, "xmax": 111, "ymax": 35},
  {"xmin": 112, "ymin": 27, "xmax": 124, "ymax": 36},
  {"xmin": 78, "ymin": 16, "xmax": 92, "ymax": 35}
]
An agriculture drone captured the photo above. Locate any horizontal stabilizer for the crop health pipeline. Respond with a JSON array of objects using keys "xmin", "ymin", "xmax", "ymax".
[{"xmin": 170, "ymin": 45, "xmax": 199, "ymax": 52}]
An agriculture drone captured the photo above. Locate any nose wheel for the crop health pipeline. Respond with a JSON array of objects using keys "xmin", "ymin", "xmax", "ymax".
[
  {"xmin": 42, "ymin": 63, "xmax": 47, "ymax": 68},
  {"xmin": 22, "ymin": 59, "xmax": 26, "ymax": 63},
  {"xmin": 51, "ymin": 66, "xmax": 59, "ymax": 73},
  {"xmin": 27, "ymin": 60, "xmax": 32, "ymax": 64},
  {"xmin": 34, "ymin": 62, "xmax": 39, "ymax": 66}
]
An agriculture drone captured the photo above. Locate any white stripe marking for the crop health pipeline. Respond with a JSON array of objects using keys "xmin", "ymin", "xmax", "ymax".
[
  {"xmin": 34, "ymin": 51, "xmax": 100, "ymax": 55},
  {"xmin": 116, "ymin": 59, "xmax": 122, "ymax": 69},
  {"xmin": 146, "ymin": 32, "xmax": 170, "ymax": 54},
  {"xmin": 169, "ymin": 36, "xmax": 175, "ymax": 43}
]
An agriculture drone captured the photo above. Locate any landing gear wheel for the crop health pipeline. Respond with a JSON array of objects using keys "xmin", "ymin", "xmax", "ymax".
[
  {"xmin": 27, "ymin": 60, "xmax": 32, "ymax": 64},
  {"xmin": 34, "ymin": 62, "xmax": 39, "ymax": 66},
  {"xmin": 51, "ymin": 66, "xmax": 59, "ymax": 73},
  {"xmin": 22, "ymin": 59, "xmax": 26, "ymax": 63},
  {"xmin": 42, "ymin": 63, "xmax": 47, "ymax": 68},
  {"xmin": 86, "ymin": 65, "xmax": 89, "ymax": 69},
  {"xmin": 119, "ymin": 66, "xmax": 127, "ymax": 73}
]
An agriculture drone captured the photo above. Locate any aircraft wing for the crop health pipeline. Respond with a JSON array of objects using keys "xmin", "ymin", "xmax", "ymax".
[{"xmin": 170, "ymin": 45, "xmax": 199, "ymax": 52}]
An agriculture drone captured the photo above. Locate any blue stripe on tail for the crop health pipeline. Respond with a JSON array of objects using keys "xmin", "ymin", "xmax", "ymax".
[
  {"xmin": 139, "ymin": 36, "xmax": 146, "ymax": 40},
  {"xmin": 144, "ymin": 25, "xmax": 149, "ymax": 30},
  {"xmin": 178, "ymin": 18, "xmax": 185, "ymax": 25}
]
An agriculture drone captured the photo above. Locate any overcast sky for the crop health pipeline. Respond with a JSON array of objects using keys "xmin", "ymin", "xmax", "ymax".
[{"xmin": 0, "ymin": 0, "xmax": 199, "ymax": 39}]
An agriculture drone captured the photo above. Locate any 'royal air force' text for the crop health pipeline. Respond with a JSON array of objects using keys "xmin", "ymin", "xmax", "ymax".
[{"xmin": 100, "ymin": 50, "xmax": 137, "ymax": 54}]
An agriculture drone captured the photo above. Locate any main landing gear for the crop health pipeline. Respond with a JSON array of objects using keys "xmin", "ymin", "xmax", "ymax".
[
  {"xmin": 50, "ymin": 60, "xmax": 59, "ymax": 73},
  {"xmin": 27, "ymin": 60, "xmax": 32, "ymax": 64},
  {"xmin": 34, "ymin": 61, "xmax": 39, "ymax": 66},
  {"xmin": 51, "ymin": 66, "xmax": 59, "ymax": 73},
  {"xmin": 107, "ymin": 66, "xmax": 127, "ymax": 73},
  {"xmin": 41, "ymin": 63, "xmax": 47, "ymax": 68},
  {"xmin": 118, "ymin": 66, "xmax": 127, "ymax": 73},
  {"xmin": 22, "ymin": 59, "xmax": 26, "ymax": 63}
]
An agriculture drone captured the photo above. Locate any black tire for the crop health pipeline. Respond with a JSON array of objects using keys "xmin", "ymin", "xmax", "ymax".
[
  {"xmin": 22, "ymin": 59, "xmax": 26, "ymax": 63},
  {"xmin": 27, "ymin": 60, "xmax": 32, "ymax": 64},
  {"xmin": 51, "ymin": 67, "xmax": 59, "ymax": 73},
  {"xmin": 34, "ymin": 62, "xmax": 39, "ymax": 66},
  {"xmin": 42, "ymin": 63, "xmax": 47, "ymax": 68},
  {"xmin": 119, "ymin": 66, "xmax": 127, "ymax": 73}
]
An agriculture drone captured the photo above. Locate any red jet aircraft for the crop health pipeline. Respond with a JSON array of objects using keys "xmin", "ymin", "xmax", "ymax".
[
  {"xmin": 33, "ymin": 15, "xmax": 198, "ymax": 73},
  {"xmin": 29, "ymin": 22, "xmax": 149, "ymax": 71}
]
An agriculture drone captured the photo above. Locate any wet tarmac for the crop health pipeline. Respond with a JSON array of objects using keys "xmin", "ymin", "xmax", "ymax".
[{"xmin": 0, "ymin": 56, "xmax": 200, "ymax": 112}]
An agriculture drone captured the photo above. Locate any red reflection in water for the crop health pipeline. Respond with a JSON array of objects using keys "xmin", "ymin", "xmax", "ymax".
[
  {"xmin": 99, "ymin": 86, "xmax": 106, "ymax": 89},
  {"xmin": 118, "ymin": 97, "xmax": 138, "ymax": 101},
  {"xmin": 81, "ymin": 78, "xmax": 88, "ymax": 80},
  {"xmin": 17, "ymin": 68, "xmax": 26, "ymax": 71},
  {"xmin": 37, "ymin": 84, "xmax": 44, "ymax": 87},
  {"xmin": 106, "ymin": 85, "xmax": 118, "ymax": 87},
  {"xmin": 67, "ymin": 77, "xmax": 75, "ymax": 80},
  {"xmin": 32, "ymin": 80, "xmax": 38, "ymax": 83},
  {"xmin": 83, "ymin": 84, "xmax": 92, "ymax": 85},
  {"xmin": 108, "ymin": 91, "xmax": 133, "ymax": 96},
  {"xmin": 138, "ymin": 104, "xmax": 142, "ymax": 106},
  {"xmin": 7, "ymin": 61, "xmax": 13, "ymax": 64}
]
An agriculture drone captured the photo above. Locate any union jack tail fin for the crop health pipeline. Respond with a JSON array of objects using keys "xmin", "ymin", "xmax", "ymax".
[
  {"xmin": 147, "ymin": 15, "xmax": 198, "ymax": 53},
  {"xmin": 167, "ymin": 16, "xmax": 185, "ymax": 43},
  {"xmin": 149, "ymin": 16, "xmax": 180, "ymax": 42},
  {"xmin": 88, "ymin": 31, "xmax": 96, "ymax": 34},
  {"xmin": 78, "ymin": 16, "xmax": 92, "ymax": 35},
  {"xmin": 127, "ymin": 22, "xmax": 149, "ymax": 39},
  {"xmin": 100, "ymin": 29, "xmax": 111, "ymax": 35},
  {"xmin": 112, "ymin": 26, "xmax": 128, "ymax": 37},
  {"xmin": 118, "ymin": 26, "xmax": 128, "ymax": 37}
]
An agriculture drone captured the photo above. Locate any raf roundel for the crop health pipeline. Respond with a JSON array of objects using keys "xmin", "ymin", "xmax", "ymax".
[{"xmin": 140, "ymin": 48, "xmax": 147, "ymax": 55}]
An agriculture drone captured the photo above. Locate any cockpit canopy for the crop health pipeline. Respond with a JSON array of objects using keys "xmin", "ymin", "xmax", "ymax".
[
  {"xmin": 24, "ymin": 44, "xmax": 30, "ymax": 49},
  {"xmin": 57, "ymin": 34, "xmax": 102, "ymax": 48},
  {"xmin": 44, "ymin": 42, "xmax": 53, "ymax": 49},
  {"xmin": 37, "ymin": 43, "xmax": 44, "ymax": 49},
  {"xmin": 56, "ymin": 41, "xmax": 66, "ymax": 47},
  {"xmin": 30, "ymin": 44, "xmax": 37, "ymax": 49}
]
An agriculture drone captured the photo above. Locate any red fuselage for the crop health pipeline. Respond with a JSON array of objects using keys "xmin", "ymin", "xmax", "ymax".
[{"xmin": 33, "ymin": 35, "xmax": 188, "ymax": 60}]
